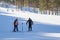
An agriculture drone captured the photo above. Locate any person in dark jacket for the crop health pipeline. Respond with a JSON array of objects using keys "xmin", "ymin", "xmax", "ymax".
[
  {"xmin": 26, "ymin": 18, "xmax": 33, "ymax": 31},
  {"xmin": 13, "ymin": 18, "xmax": 18, "ymax": 32}
]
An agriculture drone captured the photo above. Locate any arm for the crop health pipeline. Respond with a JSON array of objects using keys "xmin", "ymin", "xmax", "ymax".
[{"xmin": 26, "ymin": 20, "xmax": 29, "ymax": 24}]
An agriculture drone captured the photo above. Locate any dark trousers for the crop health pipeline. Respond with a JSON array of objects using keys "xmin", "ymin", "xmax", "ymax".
[
  {"xmin": 28, "ymin": 25, "xmax": 32, "ymax": 31},
  {"xmin": 13, "ymin": 25, "xmax": 18, "ymax": 32}
]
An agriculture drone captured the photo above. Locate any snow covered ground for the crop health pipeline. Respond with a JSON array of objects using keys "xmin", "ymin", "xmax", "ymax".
[{"xmin": 0, "ymin": 3, "xmax": 60, "ymax": 40}]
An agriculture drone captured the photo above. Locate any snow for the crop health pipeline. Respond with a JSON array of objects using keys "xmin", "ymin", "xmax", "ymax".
[
  {"xmin": 0, "ymin": 3, "xmax": 60, "ymax": 40},
  {"xmin": 0, "ymin": 7, "xmax": 60, "ymax": 25}
]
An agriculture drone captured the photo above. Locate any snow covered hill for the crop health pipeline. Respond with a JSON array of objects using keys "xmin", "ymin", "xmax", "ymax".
[
  {"xmin": 0, "ymin": 6, "xmax": 60, "ymax": 25},
  {"xmin": 0, "ymin": 3, "xmax": 60, "ymax": 40},
  {"xmin": 0, "ymin": 15, "xmax": 60, "ymax": 40}
]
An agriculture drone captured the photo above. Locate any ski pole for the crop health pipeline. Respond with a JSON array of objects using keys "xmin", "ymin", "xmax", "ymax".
[{"xmin": 22, "ymin": 23, "xmax": 23, "ymax": 31}]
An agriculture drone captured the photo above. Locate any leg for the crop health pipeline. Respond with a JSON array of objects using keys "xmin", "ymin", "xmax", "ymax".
[
  {"xmin": 30, "ymin": 27, "xmax": 32, "ymax": 31},
  {"xmin": 29, "ymin": 25, "xmax": 32, "ymax": 31},
  {"xmin": 13, "ymin": 25, "xmax": 17, "ymax": 32},
  {"xmin": 28, "ymin": 26, "xmax": 30, "ymax": 31},
  {"xmin": 16, "ymin": 26, "xmax": 18, "ymax": 31},
  {"xmin": 15, "ymin": 25, "xmax": 18, "ymax": 31},
  {"xmin": 13, "ymin": 27, "xmax": 16, "ymax": 32}
]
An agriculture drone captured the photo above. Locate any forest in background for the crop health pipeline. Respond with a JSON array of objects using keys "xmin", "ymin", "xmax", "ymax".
[{"xmin": 0, "ymin": 0, "xmax": 60, "ymax": 15}]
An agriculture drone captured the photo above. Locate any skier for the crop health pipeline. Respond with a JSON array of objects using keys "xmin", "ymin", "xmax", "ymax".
[
  {"xmin": 13, "ymin": 18, "xmax": 18, "ymax": 32},
  {"xmin": 26, "ymin": 18, "xmax": 33, "ymax": 31}
]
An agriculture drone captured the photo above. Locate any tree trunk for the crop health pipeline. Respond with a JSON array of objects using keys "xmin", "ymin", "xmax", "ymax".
[{"xmin": 49, "ymin": 10, "xmax": 50, "ymax": 15}]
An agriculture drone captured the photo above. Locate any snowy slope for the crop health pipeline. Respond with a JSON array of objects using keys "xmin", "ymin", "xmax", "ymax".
[
  {"xmin": 0, "ymin": 7, "xmax": 60, "ymax": 25},
  {"xmin": 0, "ymin": 15, "xmax": 60, "ymax": 40},
  {"xmin": 0, "ymin": 4, "xmax": 60, "ymax": 40}
]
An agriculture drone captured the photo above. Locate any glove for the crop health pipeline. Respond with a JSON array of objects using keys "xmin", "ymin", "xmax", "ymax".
[{"xmin": 26, "ymin": 23, "xmax": 27, "ymax": 24}]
